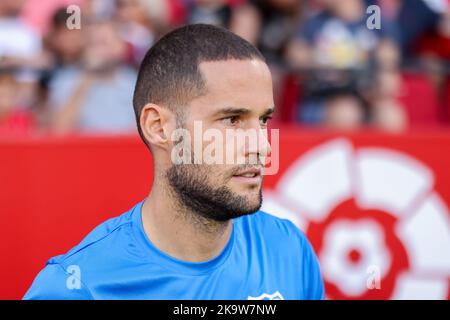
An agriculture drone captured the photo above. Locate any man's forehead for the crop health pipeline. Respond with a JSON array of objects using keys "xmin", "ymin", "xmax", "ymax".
[
  {"xmin": 198, "ymin": 59, "xmax": 271, "ymax": 85},
  {"xmin": 187, "ymin": 59, "xmax": 274, "ymax": 117}
]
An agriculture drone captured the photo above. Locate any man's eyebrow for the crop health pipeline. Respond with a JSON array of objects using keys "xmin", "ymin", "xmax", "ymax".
[
  {"xmin": 213, "ymin": 107, "xmax": 251, "ymax": 117},
  {"xmin": 213, "ymin": 106, "xmax": 276, "ymax": 117},
  {"xmin": 262, "ymin": 106, "xmax": 275, "ymax": 117}
]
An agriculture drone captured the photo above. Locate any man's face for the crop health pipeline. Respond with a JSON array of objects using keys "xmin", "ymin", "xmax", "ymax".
[
  {"xmin": 166, "ymin": 59, "xmax": 274, "ymax": 221},
  {"xmin": 83, "ymin": 23, "xmax": 126, "ymax": 71}
]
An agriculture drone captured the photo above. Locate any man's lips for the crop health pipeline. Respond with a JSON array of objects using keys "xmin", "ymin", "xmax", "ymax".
[
  {"xmin": 233, "ymin": 166, "xmax": 263, "ymax": 177},
  {"xmin": 232, "ymin": 167, "xmax": 263, "ymax": 184}
]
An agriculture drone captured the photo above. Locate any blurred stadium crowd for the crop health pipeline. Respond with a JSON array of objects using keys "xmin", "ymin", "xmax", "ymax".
[{"xmin": 1, "ymin": 0, "xmax": 450, "ymax": 135}]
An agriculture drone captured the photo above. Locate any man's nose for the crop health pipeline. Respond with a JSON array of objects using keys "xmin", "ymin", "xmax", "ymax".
[{"xmin": 245, "ymin": 127, "xmax": 271, "ymax": 161}]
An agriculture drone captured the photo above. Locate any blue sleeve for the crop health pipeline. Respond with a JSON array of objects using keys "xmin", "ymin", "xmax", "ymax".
[
  {"xmin": 300, "ymin": 235, "xmax": 325, "ymax": 300},
  {"xmin": 278, "ymin": 216, "xmax": 325, "ymax": 300},
  {"xmin": 302, "ymin": 237, "xmax": 325, "ymax": 300},
  {"xmin": 23, "ymin": 263, "xmax": 93, "ymax": 300}
]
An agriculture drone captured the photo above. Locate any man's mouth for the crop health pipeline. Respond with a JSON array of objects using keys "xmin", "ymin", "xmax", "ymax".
[{"xmin": 232, "ymin": 167, "xmax": 263, "ymax": 185}]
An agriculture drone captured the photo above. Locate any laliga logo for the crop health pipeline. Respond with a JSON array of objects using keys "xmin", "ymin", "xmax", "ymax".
[
  {"xmin": 262, "ymin": 139, "xmax": 450, "ymax": 299},
  {"xmin": 248, "ymin": 291, "xmax": 284, "ymax": 300}
]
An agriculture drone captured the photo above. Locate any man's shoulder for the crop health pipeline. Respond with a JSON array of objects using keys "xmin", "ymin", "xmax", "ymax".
[
  {"xmin": 23, "ymin": 262, "xmax": 94, "ymax": 300},
  {"xmin": 24, "ymin": 202, "xmax": 143, "ymax": 300},
  {"xmin": 49, "ymin": 207, "xmax": 136, "ymax": 267}
]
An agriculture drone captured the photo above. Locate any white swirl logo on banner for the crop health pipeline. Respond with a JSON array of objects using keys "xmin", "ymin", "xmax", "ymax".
[{"xmin": 262, "ymin": 138, "xmax": 450, "ymax": 299}]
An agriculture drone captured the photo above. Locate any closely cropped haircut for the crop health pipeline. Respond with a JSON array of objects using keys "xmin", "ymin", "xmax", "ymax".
[{"xmin": 132, "ymin": 23, "xmax": 265, "ymax": 147}]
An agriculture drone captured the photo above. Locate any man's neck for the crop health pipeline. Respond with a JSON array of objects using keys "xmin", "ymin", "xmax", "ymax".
[{"xmin": 141, "ymin": 178, "xmax": 233, "ymax": 262}]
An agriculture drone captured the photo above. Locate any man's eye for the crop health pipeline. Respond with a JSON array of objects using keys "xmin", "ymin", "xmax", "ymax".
[
  {"xmin": 222, "ymin": 116, "xmax": 240, "ymax": 126},
  {"xmin": 260, "ymin": 116, "xmax": 272, "ymax": 126}
]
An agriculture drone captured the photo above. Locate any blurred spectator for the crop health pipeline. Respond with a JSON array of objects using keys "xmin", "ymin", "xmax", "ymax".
[
  {"xmin": 114, "ymin": 0, "xmax": 164, "ymax": 66},
  {"xmin": 392, "ymin": 0, "xmax": 445, "ymax": 59},
  {"xmin": 186, "ymin": 0, "xmax": 233, "ymax": 28},
  {"xmin": 285, "ymin": 0, "xmax": 404, "ymax": 131},
  {"xmin": 230, "ymin": 0, "xmax": 303, "ymax": 117},
  {"xmin": 20, "ymin": 0, "xmax": 84, "ymax": 36},
  {"xmin": 0, "ymin": 68, "xmax": 35, "ymax": 135},
  {"xmin": 394, "ymin": 0, "xmax": 450, "ymax": 125},
  {"xmin": 0, "ymin": 0, "xmax": 50, "ymax": 135},
  {"xmin": 45, "ymin": 8, "xmax": 84, "ymax": 68},
  {"xmin": 49, "ymin": 20, "xmax": 137, "ymax": 134},
  {"xmin": 0, "ymin": 0, "xmax": 42, "ymax": 69},
  {"xmin": 370, "ymin": 67, "xmax": 408, "ymax": 131},
  {"xmin": 231, "ymin": 0, "xmax": 303, "ymax": 67},
  {"xmin": 0, "ymin": 0, "xmax": 448, "ymax": 135}
]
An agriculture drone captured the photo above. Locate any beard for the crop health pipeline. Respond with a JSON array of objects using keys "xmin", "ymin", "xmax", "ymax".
[{"xmin": 166, "ymin": 163, "xmax": 262, "ymax": 222}]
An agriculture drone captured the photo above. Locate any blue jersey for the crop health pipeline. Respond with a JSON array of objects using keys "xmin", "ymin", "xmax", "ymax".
[{"xmin": 24, "ymin": 200, "xmax": 324, "ymax": 300}]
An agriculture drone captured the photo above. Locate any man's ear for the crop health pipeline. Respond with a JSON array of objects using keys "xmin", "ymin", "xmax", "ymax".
[{"xmin": 140, "ymin": 103, "xmax": 172, "ymax": 149}]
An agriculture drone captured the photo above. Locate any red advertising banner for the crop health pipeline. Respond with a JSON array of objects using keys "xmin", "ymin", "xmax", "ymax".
[{"xmin": 1, "ymin": 128, "xmax": 449, "ymax": 299}]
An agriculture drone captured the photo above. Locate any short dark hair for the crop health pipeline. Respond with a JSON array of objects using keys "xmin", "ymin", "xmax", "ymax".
[{"xmin": 132, "ymin": 23, "xmax": 265, "ymax": 147}]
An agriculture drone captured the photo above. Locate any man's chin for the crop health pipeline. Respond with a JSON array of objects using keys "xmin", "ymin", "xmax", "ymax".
[
  {"xmin": 210, "ymin": 206, "xmax": 260, "ymax": 222},
  {"xmin": 231, "ymin": 193, "xmax": 263, "ymax": 217},
  {"xmin": 208, "ymin": 194, "xmax": 262, "ymax": 222},
  {"xmin": 227, "ymin": 188, "xmax": 262, "ymax": 213}
]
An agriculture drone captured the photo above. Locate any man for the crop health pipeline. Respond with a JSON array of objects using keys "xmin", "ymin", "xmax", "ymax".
[{"xmin": 24, "ymin": 24, "xmax": 324, "ymax": 300}]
